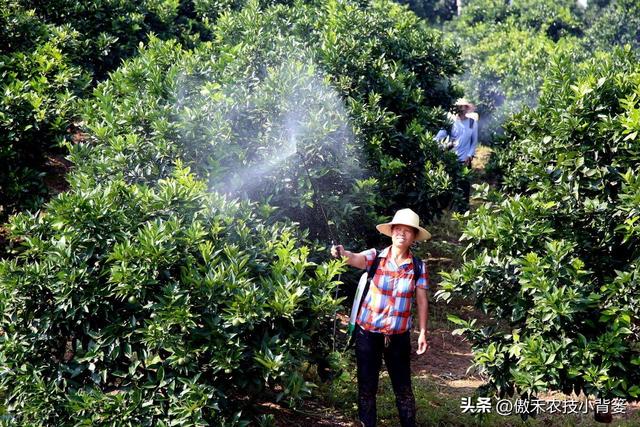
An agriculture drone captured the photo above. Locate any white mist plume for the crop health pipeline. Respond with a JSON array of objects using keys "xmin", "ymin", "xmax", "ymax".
[{"xmin": 170, "ymin": 48, "xmax": 360, "ymax": 201}]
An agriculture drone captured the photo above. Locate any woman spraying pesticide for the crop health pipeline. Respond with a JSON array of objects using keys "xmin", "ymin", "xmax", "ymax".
[{"xmin": 331, "ymin": 208, "xmax": 430, "ymax": 427}]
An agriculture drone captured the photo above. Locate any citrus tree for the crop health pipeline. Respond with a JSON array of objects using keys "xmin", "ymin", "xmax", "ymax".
[
  {"xmin": 0, "ymin": 0, "xmax": 214, "ymax": 221},
  {"xmin": 0, "ymin": 162, "xmax": 343, "ymax": 425},
  {"xmin": 20, "ymin": 0, "xmax": 217, "ymax": 80},
  {"xmin": 0, "ymin": 0, "xmax": 88, "ymax": 218},
  {"xmin": 438, "ymin": 48, "xmax": 640, "ymax": 401},
  {"xmin": 583, "ymin": 0, "xmax": 640, "ymax": 52}
]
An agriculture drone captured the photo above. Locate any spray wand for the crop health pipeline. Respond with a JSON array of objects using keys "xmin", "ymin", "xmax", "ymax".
[{"xmin": 296, "ymin": 148, "xmax": 342, "ymax": 353}]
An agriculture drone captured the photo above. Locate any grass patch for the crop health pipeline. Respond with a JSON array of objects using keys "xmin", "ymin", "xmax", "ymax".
[
  {"xmin": 471, "ymin": 145, "xmax": 493, "ymax": 173},
  {"xmin": 373, "ymin": 375, "xmax": 640, "ymax": 427},
  {"xmin": 313, "ymin": 351, "xmax": 359, "ymax": 417}
]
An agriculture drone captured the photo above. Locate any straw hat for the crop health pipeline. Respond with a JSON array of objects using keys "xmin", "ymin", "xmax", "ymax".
[
  {"xmin": 376, "ymin": 208, "xmax": 431, "ymax": 241},
  {"xmin": 454, "ymin": 98, "xmax": 474, "ymax": 107}
]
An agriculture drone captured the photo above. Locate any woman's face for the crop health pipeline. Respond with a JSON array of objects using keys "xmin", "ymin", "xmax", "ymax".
[
  {"xmin": 391, "ymin": 224, "xmax": 416, "ymax": 250},
  {"xmin": 456, "ymin": 105, "xmax": 470, "ymax": 116}
]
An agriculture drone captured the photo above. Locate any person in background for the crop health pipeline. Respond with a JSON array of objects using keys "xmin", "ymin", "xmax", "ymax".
[
  {"xmin": 331, "ymin": 208, "xmax": 430, "ymax": 427},
  {"xmin": 435, "ymin": 98, "xmax": 479, "ymax": 166}
]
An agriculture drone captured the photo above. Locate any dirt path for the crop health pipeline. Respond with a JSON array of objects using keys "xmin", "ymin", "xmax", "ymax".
[{"xmin": 410, "ymin": 325, "xmax": 482, "ymax": 394}]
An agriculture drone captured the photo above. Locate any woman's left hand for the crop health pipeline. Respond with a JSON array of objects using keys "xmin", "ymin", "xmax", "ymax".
[{"xmin": 417, "ymin": 332, "xmax": 429, "ymax": 355}]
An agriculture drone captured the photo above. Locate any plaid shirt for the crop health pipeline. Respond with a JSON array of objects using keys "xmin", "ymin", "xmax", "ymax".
[{"xmin": 357, "ymin": 246, "xmax": 429, "ymax": 335}]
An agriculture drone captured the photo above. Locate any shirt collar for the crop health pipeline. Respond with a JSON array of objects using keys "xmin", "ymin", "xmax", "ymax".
[{"xmin": 379, "ymin": 246, "xmax": 414, "ymax": 266}]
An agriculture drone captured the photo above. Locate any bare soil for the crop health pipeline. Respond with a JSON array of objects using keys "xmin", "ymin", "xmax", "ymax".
[
  {"xmin": 409, "ymin": 326, "xmax": 482, "ymax": 393},
  {"xmin": 42, "ymin": 153, "xmax": 72, "ymax": 195}
]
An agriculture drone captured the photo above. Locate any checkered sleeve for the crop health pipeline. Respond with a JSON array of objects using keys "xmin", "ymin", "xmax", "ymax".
[
  {"xmin": 361, "ymin": 248, "xmax": 377, "ymax": 270},
  {"xmin": 416, "ymin": 260, "xmax": 429, "ymax": 290}
]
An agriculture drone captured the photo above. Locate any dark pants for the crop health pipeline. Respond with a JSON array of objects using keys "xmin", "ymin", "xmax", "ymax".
[{"xmin": 355, "ymin": 325, "xmax": 416, "ymax": 427}]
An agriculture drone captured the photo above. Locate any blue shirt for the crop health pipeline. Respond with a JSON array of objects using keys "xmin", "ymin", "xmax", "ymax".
[{"xmin": 451, "ymin": 117, "xmax": 478, "ymax": 162}]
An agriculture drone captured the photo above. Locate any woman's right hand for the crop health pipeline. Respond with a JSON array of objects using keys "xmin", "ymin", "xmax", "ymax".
[
  {"xmin": 331, "ymin": 246, "xmax": 367, "ymax": 269},
  {"xmin": 330, "ymin": 244, "xmax": 345, "ymax": 258}
]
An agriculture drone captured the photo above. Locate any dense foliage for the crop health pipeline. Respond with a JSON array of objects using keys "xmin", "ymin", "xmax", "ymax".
[
  {"xmin": 452, "ymin": 0, "xmax": 583, "ymax": 39},
  {"xmin": 301, "ymin": 0, "xmax": 465, "ymax": 229},
  {"xmin": 0, "ymin": 1, "xmax": 88, "ymax": 217},
  {"xmin": 21, "ymin": 0, "xmax": 216, "ymax": 80},
  {"xmin": 394, "ymin": 0, "xmax": 457, "ymax": 24},
  {"xmin": 438, "ymin": 48, "xmax": 640, "ymax": 401},
  {"xmin": 440, "ymin": 0, "xmax": 640, "ymax": 146},
  {"xmin": 1, "ymin": 0, "xmax": 229, "ymax": 219},
  {"xmin": 0, "ymin": 162, "xmax": 343, "ymax": 425},
  {"xmin": 7, "ymin": 0, "xmax": 640, "ymax": 423},
  {"xmin": 1, "ymin": 0, "xmax": 465, "ymax": 223},
  {"xmin": 74, "ymin": 0, "xmax": 465, "ymax": 246},
  {"xmin": 583, "ymin": 0, "xmax": 640, "ymax": 52},
  {"xmin": 455, "ymin": 23, "xmax": 581, "ymax": 145}
]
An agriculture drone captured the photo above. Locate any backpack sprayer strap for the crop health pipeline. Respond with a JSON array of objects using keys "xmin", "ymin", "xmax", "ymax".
[{"xmin": 357, "ymin": 255, "xmax": 382, "ymax": 319}]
